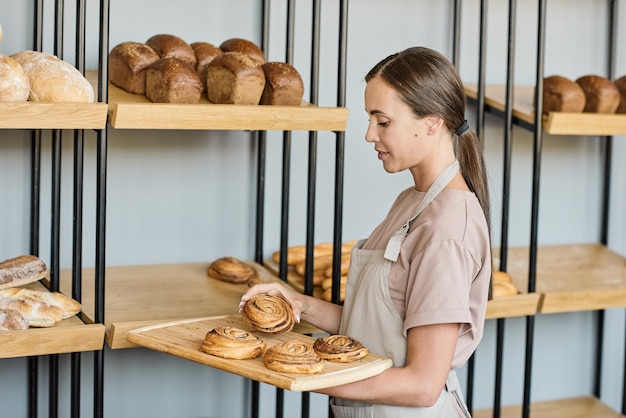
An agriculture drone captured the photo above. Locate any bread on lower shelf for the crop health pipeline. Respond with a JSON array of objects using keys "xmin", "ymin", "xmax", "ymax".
[
  {"xmin": 575, "ymin": 74, "xmax": 621, "ymax": 114},
  {"xmin": 206, "ymin": 52, "xmax": 266, "ymax": 105},
  {"xmin": 614, "ymin": 75, "xmax": 626, "ymax": 114},
  {"xmin": 145, "ymin": 57, "xmax": 203, "ymax": 104},
  {"xmin": 146, "ymin": 33, "xmax": 196, "ymax": 68},
  {"xmin": 109, "ymin": 41, "xmax": 160, "ymax": 95},
  {"xmin": 542, "ymin": 75, "xmax": 586, "ymax": 114}
]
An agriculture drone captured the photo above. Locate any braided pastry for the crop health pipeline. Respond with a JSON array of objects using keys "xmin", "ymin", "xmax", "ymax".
[
  {"xmin": 241, "ymin": 293, "xmax": 295, "ymax": 334},
  {"xmin": 313, "ymin": 334, "xmax": 368, "ymax": 363},
  {"xmin": 263, "ymin": 339, "xmax": 325, "ymax": 374},
  {"xmin": 200, "ymin": 326, "xmax": 266, "ymax": 359},
  {"xmin": 208, "ymin": 257, "xmax": 259, "ymax": 285}
]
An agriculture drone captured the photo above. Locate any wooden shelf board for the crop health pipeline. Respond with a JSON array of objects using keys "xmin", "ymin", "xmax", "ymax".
[
  {"xmin": 474, "ymin": 396, "xmax": 624, "ymax": 418},
  {"xmin": 0, "ymin": 281, "xmax": 105, "ymax": 358},
  {"xmin": 464, "ymin": 83, "xmax": 626, "ymax": 135},
  {"xmin": 0, "ymin": 102, "xmax": 108, "ymax": 130},
  {"xmin": 486, "ymin": 292, "xmax": 542, "ymax": 319},
  {"xmin": 494, "ymin": 243, "xmax": 626, "ymax": 313},
  {"xmin": 107, "ymin": 82, "xmax": 349, "ymax": 132},
  {"xmin": 59, "ymin": 261, "xmax": 286, "ymax": 349}
]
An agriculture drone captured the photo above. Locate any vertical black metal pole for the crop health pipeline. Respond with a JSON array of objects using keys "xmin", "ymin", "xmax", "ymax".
[
  {"xmin": 94, "ymin": 1, "xmax": 110, "ymax": 417},
  {"xmin": 451, "ymin": 0, "xmax": 462, "ymax": 67},
  {"xmin": 28, "ymin": 0, "xmax": 44, "ymax": 416},
  {"xmin": 475, "ymin": 0, "xmax": 488, "ymax": 143},
  {"xmin": 523, "ymin": 1, "xmax": 547, "ymax": 417}
]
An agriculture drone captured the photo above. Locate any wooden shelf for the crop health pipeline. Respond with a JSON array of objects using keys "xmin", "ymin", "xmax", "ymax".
[
  {"xmin": 486, "ymin": 292, "xmax": 541, "ymax": 319},
  {"xmin": 474, "ymin": 396, "xmax": 624, "ymax": 418},
  {"xmin": 0, "ymin": 281, "xmax": 105, "ymax": 359},
  {"xmin": 494, "ymin": 243, "xmax": 626, "ymax": 314},
  {"xmin": 464, "ymin": 83, "xmax": 626, "ymax": 136},
  {"xmin": 107, "ymin": 82, "xmax": 349, "ymax": 132},
  {"xmin": 58, "ymin": 261, "xmax": 304, "ymax": 349}
]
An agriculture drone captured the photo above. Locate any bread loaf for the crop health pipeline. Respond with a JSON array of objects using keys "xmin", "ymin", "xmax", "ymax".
[
  {"xmin": 0, "ymin": 296, "xmax": 63, "ymax": 327},
  {"xmin": 219, "ymin": 38, "xmax": 265, "ymax": 65},
  {"xmin": 146, "ymin": 34, "xmax": 196, "ymax": 68},
  {"xmin": 0, "ymin": 54, "xmax": 30, "ymax": 102},
  {"xmin": 0, "ymin": 288, "xmax": 81, "ymax": 319},
  {"xmin": 259, "ymin": 62, "xmax": 304, "ymax": 106},
  {"xmin": 0, "ymin": 309, "xmax": 30, "ymax": 331},
  {"xmin": 206, "ymin": 52, "xmax": 265, "ymax": 105},
  {"xmin": 575, "ymin": 75, "xmax": 621, "ymax": 113},
  {"xmin": 0, "ymin": 255, "xmax": 47, "ymax": 289},
  {"xmin": 145, "ymin": 57, "xmax": 203, "ymax": 103},
  {"xmin": 542, "ymin": 75, "xmax": 586, "ymax": 114},
  {"xmin": 190, "ymin": 42, "xmax": 222, "ymax": 91},
  {"xmin": 11, "ymin": 51, "xmax": 94, "ymax": 103},
  {"xmin": 614, "ymin": 75, "xmax": 626, "ymax": 114},
  {"xmin": 109, "ymin": 41, "xmax": 159, "ymax": 94}
]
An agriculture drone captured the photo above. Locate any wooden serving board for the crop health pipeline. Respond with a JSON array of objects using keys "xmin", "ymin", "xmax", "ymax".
[{"xmin": 127, "ymin": 315, "xmax": 392, "ymax": 392}]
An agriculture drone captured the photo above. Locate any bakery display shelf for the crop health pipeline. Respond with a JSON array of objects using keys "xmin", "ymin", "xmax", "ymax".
[
  {"xmin": 473, "ymin": 396, "xmax": 624, "ymax": 418},
  {"xmin": 494, "ymin": 243, "xmax": 626, "ymax": 314},
  {"xmin": 263, "ymin": 259, "xmax": 325, "ymax": 299},
  {"xmin": 0, "ymin": 102, "xmax": 108, "ymax": 130},
  {"xmin": 107, "ymin": 82, "xmax": 349, "ymax": 132},
  {"xmin": 0, "ymin": 280, "xmax": 105, "ymax": 359},
  {"xmin": 58, "ymin": 260, "xmax": 303, "ymax": 349},
  {"xmin": 485, "ymin": 292, "xmax": 541, "ymax": 320},
  {"xmin": 127, "ymin": 314, "xmax": 392, "ymax": 392},
  {"xmin": 464, "ymin": 83, "xmax": 626, "ymax": 136}
]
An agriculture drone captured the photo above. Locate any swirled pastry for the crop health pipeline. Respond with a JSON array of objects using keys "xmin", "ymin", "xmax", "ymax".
[
  {"xmin": 241, "ymin": 293, "xmax": 295, "ymax": 334},
  {"xmin": 200, "ymin": 326, "xmax": 266, "ymax": 359},
  {"xmin": 208, "ymin": 257, "xmax": 259, "ymax": 285},
  {"xmin": 263, "ymin": 339, "xmax": 324, "ymax": 374},
  {"xmin": 313, "ymin": 335, "xmax": 368, "ymax": 363}
]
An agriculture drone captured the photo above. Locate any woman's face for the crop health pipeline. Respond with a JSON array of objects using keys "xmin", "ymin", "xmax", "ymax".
[{"xmin": 364, "ymin": 76, "xmax": 432, "ymax": 174}]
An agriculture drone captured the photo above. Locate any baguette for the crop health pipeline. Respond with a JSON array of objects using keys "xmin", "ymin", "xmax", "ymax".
[
  {"xmin": 323, "ymin": 253, "xmax": 351, "ymax": 278},
  {"xmin": 0, "ymin": 308, "xmax": 30, "ymax": 331},
  {"xmin": 0, "ymin": 288, "xmax": 81, "ymax": 319}
]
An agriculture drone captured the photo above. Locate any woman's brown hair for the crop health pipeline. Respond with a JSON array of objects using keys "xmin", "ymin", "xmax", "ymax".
[{"xmin": 365, "ymin": 46, "xmax": 491, "ymax": 229}]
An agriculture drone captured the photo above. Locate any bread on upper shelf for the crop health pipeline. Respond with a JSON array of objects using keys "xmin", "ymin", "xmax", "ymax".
[
  {"xmin": 11, "ymin": 50, "xmax": 94, "ymax": 103},
  {"xmin": 542, "ymin": 75, "xmax": 586, "ymax": 114},
  {"xmin": 219, "ymin": 38, "xmax": 265, "ymax": 65},
  {"xmin": 260, "ymin": 62, "xmax": 304, "ymax": 106},
  {"xmin": 0, "ymin": 53, "xmax": 30, "ymax": 102},
  {"xmin": 614, "ymin": 75, "xmax": 626, "ymax": 114},
  {"xmin": 190, "ymin": 42, "xmax": 223, "ymax": 92},
  {"xmin": 146, "ymin": 33, "xmax": 196, "ymax": 68},
  {"xmin": 145, "ymin": 57, "xmax": 203, "ymax": 104},
  {"xmin": 575, "ymin": 75, "xmax": 621, "ymax": 114},
  {"xmin": 109, "ymin": 41, "xmax": 160, "ymax": 94},
  {"xmin": 206, "ymin": 52, "xmax": 265, "ymax": 105}
]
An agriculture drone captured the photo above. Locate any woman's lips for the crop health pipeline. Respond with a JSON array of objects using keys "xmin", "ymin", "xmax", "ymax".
[{"xmin": 377, "ymin": 150, "xmax": 388, "ymax": 160}]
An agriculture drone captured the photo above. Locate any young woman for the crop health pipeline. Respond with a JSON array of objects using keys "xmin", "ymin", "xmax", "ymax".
[{"xmin": 241, "ymin": 46, "xmax": 492, "ymax": 417}]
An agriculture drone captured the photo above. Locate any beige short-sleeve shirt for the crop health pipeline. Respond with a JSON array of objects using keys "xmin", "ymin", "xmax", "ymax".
[{"xmin": 362, "ymin": 187, "xmax": 491, "ymax": 368}]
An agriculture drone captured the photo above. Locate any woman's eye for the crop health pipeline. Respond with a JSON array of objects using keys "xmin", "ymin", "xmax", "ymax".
[{"xmin": 378, "ymin": 121, "xmax": 389, "ymax": 127}]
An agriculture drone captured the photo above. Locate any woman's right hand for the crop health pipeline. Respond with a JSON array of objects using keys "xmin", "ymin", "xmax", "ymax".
[{"xmin": 239, "ymin": 281, "xmax": 306, "ymax": 324}]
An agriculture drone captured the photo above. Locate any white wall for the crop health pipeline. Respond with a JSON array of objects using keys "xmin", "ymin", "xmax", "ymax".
[{"xmin": 1, "ymin": 0, "xmax": 626, "ymax": 417}]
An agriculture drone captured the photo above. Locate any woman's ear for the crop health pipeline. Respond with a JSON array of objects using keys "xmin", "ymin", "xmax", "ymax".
[{"xmin": 425, "ymin": 116, "xmax": 444, "ymax": 134}]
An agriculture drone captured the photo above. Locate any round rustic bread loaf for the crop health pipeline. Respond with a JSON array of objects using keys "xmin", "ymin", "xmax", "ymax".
[
  {"xmin": 575, "ymin": 74, "xmax": 621, "ymax": 114},
  {"xmin": 0, "ymin": 54, "xmax": 30, "ymax": 102},
  {"xmin": 614, "ymin": 75, "xmax": 626, "ymax": 114},
  {"xmin": 542, "ymin": 75, "xmax": 585, "ymax": 114},
  {"xmin": 11, "ymin": 50, "xmax": 94, "ymax": 103}
]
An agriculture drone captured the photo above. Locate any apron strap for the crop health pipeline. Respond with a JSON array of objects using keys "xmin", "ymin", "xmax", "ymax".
[{"xmin": 383, "ymin": 160, "xmax": 460, "ymax": 262}]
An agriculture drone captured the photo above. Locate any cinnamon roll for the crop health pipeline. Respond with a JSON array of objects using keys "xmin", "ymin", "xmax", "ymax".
[
  {"xmin": 207, "ymin": 257, "xmax": 259, "ymax": 285},
  {"xmin": 313, "ymin": 335, "xmax": 369, "ymax": 363},
  {"xmin": 241, "ymin": 293, "xmax": 295, "ymax": 334},
  {"xmin": 200, "ymin": 326, "xmax": 266, "ymax": 360},
  {"xmin": 263, "ymin": 339, "xmax": 325, "ymax": 374}
]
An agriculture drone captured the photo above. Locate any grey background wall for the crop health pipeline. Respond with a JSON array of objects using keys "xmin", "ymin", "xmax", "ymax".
[{"xmin": 1, "ymin": 0, "xmax": 625, "ymax": 417}]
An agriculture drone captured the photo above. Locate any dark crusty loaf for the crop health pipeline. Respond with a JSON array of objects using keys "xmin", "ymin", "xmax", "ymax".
[
  {"xmin": 190, "ymin": 42, "xmax": 223, "ymax": 92},
  {"xmin": 542, "ymin": 75, "xmax": 586, "ymax": 114},
  {"xmin": 219, "ymin": 38, "xmax": 265, "ymax": 65},
  {"xmin": 109, "ymin": 41, "xmax": 160, "ymax": 94},
  {"xmin": 614, "ymin": 75, "xmax": 626, "ymax": 114},
  {"xmin": 575, "ymin": 75, "xmax": 621, "ymax": 113},
  {"xmin": 146, "ymin": 34, "xmax": 196, "ymax": 68},
  {"xmin": 206, "ymin": 52, "xmax": 265, "ymax": 105},
  {"xmin": 145, "ymin": 57, "xmax": 203, "ymax": 103},
  {"xmin": 259, "ymin": 62, "xmax": 304, "ymax": 106}
]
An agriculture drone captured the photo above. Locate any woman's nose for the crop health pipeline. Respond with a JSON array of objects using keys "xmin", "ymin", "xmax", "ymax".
[{"xmin": 365, "ymin": 123, "xmax": 377, "ymax": 143}]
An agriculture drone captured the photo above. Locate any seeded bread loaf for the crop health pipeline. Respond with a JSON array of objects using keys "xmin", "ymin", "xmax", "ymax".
[
  {"xmin": 146, "ymin": 34, "xmax": 196, "ymax": 68},
  {"xmin": 219, "ymin": 38, "xmax": 265, "ymax": 65},
  {"xmin": 145, "ymin": 57, "xmax": 203, "ymax": 103},
  {"xmin": 259, "ymin": 62, "xmax": 304, "ymax": 106},
  {"xmin": 575, "ymin": 75, "xmax": 621, "ymax": 113},
  {"xmin": 206, "ymin": 52, "xmax": 265, "ymax": 105},
  {"xmin": 190, "ymin": 42, "xmax": 222, "ymax": 92},
  {"xmin": 109, "ymin": 41, "xmax": 159, "ymax": 94},
  {"xmin": 614, "ymin": 75, "xmax": 626, "ymax": 114}
]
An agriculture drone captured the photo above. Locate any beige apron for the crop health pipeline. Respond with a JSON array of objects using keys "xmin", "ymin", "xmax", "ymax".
[{"xmin": 330, "ymin": 161, "xmax": 472, "ymax": 418}]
